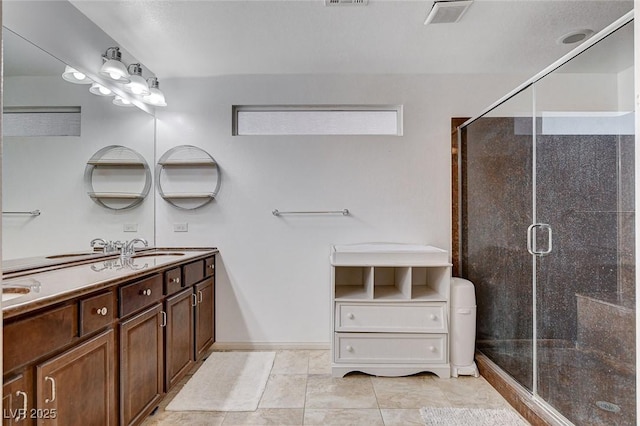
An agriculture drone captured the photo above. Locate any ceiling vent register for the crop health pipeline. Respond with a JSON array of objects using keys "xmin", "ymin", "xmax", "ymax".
[
  {"xmin": 424, "ymin": 0, "xmax": 473, "ymax": 25},
  {"xmin": 325, "ymin": 0, "xmax": 368, "ymax": 6}
]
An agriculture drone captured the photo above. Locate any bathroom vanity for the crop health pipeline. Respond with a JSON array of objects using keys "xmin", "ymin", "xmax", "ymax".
[{"xmin": 1, "ymin": 248, "xmax": 217, "ymax": 426}]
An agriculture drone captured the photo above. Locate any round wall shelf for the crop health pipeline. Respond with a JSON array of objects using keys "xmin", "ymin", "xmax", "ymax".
[
  {"xmin": 156, "ymin": 145, "xmax": 220, "ymax": 210},
  {"xmin": 84, "ymin": 145, "xmax": 152, "ymax": 210}
]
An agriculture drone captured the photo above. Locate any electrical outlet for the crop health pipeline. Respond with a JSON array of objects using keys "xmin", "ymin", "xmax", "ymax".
[
  {"xmin": 173, "ymin": 223, "xmax": 188, "ymax": 232},
  {"xmin": 123, "ymin": 223, "xmax": 138, "ymax": 232}
]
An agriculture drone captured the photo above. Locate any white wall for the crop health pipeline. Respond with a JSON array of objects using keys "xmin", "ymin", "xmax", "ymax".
[
  {"xmin": 2, "ymin": 76, "xmax": 155, "ymax": 259},
  {"xmin": 155, "ymin": 73, "xmax": 527, "ymax": 345}
]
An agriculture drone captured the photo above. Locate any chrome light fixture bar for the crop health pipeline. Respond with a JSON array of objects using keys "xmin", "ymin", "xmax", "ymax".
[
  {"xmin": 125, "ymin": 64, "xmax": 150, "ymax": 95},
  {"xmin": 142, "ymin": 77, "xmax": 167, "ymax": 107},
  {"xmin": 99, "ymin": 47, "xmax": 131, "ymax": 83},
  {"xmin": 62, "ymin": 65, "xmax": 93, "ymax": 84}
]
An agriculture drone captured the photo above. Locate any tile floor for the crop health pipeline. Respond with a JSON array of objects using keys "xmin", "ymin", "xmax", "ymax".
[{"xmin": 142, "ymin": 349, "xmax": 527, "ymax": 425}]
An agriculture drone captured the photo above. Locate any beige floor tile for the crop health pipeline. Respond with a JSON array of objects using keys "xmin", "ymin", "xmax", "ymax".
[
  {"xmin": 371, "ymin": 376, "xmax": 450, "ymax": 409},
  {"xmin": 222, "ymin": 408, "xmax": 303, "ymax": 425},
  {"xmin": 303, "ymin": 408, "xmax": 384, "ymax": 426},
  {"xmin": 142, "ymin": 411, "xmax": 226, "ymax": 426},
  {"xmin": 379, "ymin": 408, "xmax": 424, "ymax": 425},
  {"xmin": 305, "ymin": 374, "xmax": 378, "ymax": 409},
  {"xmin": 434, "ymin": 376, "xmax": 510, "ymax": 408},
  {"xmin": 258, "ymin": 374, "xmax": 307, "ymax": 408},
  {"xmin": 308, "ymin": 350, "xmax": 331, "ymax": 375},
  {"xmin": 271, "ymin": 350, "xmax": 309, "ymax": 374}
]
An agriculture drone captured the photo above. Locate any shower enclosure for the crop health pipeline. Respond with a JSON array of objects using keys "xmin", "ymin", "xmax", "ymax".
[{"xmin": 459, "ymin": 14, "xmax": 635, "ymax": 426}]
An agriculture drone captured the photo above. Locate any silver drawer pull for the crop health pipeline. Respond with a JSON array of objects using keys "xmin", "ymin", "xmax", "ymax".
[
  {"xmin": 347, "ymin": 313, "xmax": 355, "ymax": 320},
  {"xmin": 429, "ymin": 346, "xmax": 437, "ymax": 353},
  {"xmin": 192, "ymin": 293, "xmax": 198, "ymax": 307},
  {"xmin": 160, "ymin": 311, "xmax": 167, "ymax": 327},
  {"xmin": 429, "ymin": 314, "xmax": 437, "ymax": 320},
  {"xmin": 198, "ymin": 290, "xmax": 203, "ymax": 303},
  {"xmin": 96, "ymin": 307, "xmax": 108, "ymax": 316},
  {"xmin": 16, "ymin": 391, "xmax": 27, "ymax": 420},
  {"xmin": 208, "ymin": 264, "xmax": 214, "ymax": 270},
  {"xmin": 44, "ymin": 376, "xmax": 56, "ymax": 403},
  {"xmin": 141, "ymin": 288, "xmax": 152, "ymax": 296},
  {"xmin": 169, "ymin": 277, "xmax": 180, "ymax": 284},
  {"xmin": 346, "ymin": 345, "xmax": 354, "ymax": 352}
]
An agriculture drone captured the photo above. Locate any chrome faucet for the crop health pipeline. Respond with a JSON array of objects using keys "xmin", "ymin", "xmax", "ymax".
[
  {"xmin": 90, "ymin": 238, "xmax": 120, "ymax": 254},
  {"xmin": 121, "ymin": 238, "xmax": 148, "ymax": 258}
]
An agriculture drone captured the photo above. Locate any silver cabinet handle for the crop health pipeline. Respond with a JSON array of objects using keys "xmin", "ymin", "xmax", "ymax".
[
  {"xmin": 198, "ymin": 290, "xmax": 203, "ymax": 303},
  {"xmin": 160, "ymin": 311, "xmax": 167, "ymax": 327},
  {"xmin": 208, "ymin": 264, "xmax": 214, "ymax": 270},
  {"xmin": 96, "ymin": 307, "xmax": 108, "ymax": 316},
  {"xmin": 527, "ymin": 223, "xmax": 553, "ymax": 256},
  {"xmin": 16, "ymin": 391, "xmax": 27, "ymax": 420},
  {"xmin": 192, "ymin": 293, "xmax": 198, "ymax": 307},
  {"xmin": 169, "ymin": 277, "xmax": 180, "ymax": 284},
  {"xmin": 44, "ymin": 376, "xmax": 56, "ymax": 403},
  {"xmin": 141, "ymin": 288, "xmax": 152, "ymax": 296}
]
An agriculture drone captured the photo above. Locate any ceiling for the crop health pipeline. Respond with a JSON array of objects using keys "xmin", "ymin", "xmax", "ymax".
[{"xmin": 24, "ymin": 0, "xmax": 638, "ymax": 79}]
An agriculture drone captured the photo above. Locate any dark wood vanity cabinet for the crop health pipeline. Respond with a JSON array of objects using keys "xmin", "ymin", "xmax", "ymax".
[
  {"xmin": 2, "ymin": 251, "xmax": 216, "ymax": 426},
  {"xmin": 195, "ymin": 277, "xmax": 215, "ymax": 360},
  {"xmin": 37, "ymin": 329, "xmax": 116, "ymax": 426},
  {"xmin": 164, "ymin": 288, "xmax": 195, "ymax": 391},
  {"xmin": 119, "ymin": 304, "xmax": 164, "ymax": 426},
  {"xmin": 2, "ymin": 372, "xmax": 32, "ymax": 425}
]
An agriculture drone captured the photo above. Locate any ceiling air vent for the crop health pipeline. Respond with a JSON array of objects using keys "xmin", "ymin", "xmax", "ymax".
[
  {"xmin": 325, "ymin": 0, "xmax": 369, "ymax": 6},
  {"xmin": 424, "ymin": 0, "xmax": 473, "ymax": 24}
]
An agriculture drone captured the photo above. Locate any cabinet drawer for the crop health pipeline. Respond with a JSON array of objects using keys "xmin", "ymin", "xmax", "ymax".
[
  {"xmin": 334, "ymin": 333, "xmax": 447, "ymax": 364},
  {"xmin": 80, "ymin": 291, "xmax": 116, "ymax": 336},
  {"xmin": 120, "ymin": 275, "xmax": 164, "ymax": 317},
  {"xmin": 335, "ymin": 303, "xmax": 447, "ymax": 333},
  {"xmin": 183, "ymin": 260, "xmax": 205, "ymax": 286},
  {"xmin": 205, "ymin": 257, "xmax": 215, "ymax": 278},
  {"xmin": 4, "ymin": 304, "xmax": 78, "ymax": 373},
  {"xmin": 164, "ymin": 267, "xmax": 183, "ymax": 295}
]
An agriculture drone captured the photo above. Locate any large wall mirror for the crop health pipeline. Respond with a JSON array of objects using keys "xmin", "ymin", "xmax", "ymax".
[{"xmin": 2, "ymin": 22, "xmax": 156, "ymax": 260}]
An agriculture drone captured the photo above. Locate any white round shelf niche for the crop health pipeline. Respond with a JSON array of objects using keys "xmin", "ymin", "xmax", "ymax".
[
  {"xmin": 156, "ymin": 145, "xmax": 220, "ymax": 210},
  {"xmin": 84, "ymin": 145, "xmax": 152, "ymax": 210}
]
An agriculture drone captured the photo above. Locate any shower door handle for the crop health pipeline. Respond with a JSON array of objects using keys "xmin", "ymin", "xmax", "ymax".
[{"xmin": 527, "ymin": 223, "xmax": 553, "ymax": 256}]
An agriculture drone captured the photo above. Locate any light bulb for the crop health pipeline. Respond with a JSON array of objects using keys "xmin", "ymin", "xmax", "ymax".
[
  {"xmin": 73, "ymin": 71, "xmax": 86, "ymax": 80},
  {"xmin": 99, "ymin": 86, "xmax": 111, "ymax": 95}
]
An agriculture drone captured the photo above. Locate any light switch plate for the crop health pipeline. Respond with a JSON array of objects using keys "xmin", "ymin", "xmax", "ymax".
[{"xmin": 173, "ymin": 223, "xmax": 188, "ymax": 232}]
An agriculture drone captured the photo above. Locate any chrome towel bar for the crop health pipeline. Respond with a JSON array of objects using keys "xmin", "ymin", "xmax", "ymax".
[
  {"xmin": 3, "ymin": 209, "xmax": 41, "ymax": 216},
  {"xmin": 272, "ymin": 209, "xmax": 349, "ymax": 216}
]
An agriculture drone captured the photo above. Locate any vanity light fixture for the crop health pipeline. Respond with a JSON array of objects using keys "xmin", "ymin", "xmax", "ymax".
[
  {"xmin": 142, "ymin": 77, "xmax": 167, "ymax": 107},
  {"xmin": 125, "ymin": 64, "xmax": 150, "ymax": 96},
  {"xmin": 99, "ymin": 47, "xmax": 131, "ymax": 83},
  {"xmin": 61, "ymin": 65, "xmax": 93, "ymax": 84},
  {"xmin": 113, "ymin": 96, "xmax": 135, "ymax": 107},
  {"xmin": 89, "ymin": 82, "xmax": 114, "ymax": 97}
]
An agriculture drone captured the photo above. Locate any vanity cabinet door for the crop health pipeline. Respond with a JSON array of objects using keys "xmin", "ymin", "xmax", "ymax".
[
  {"xmin": 3, "ymin": 372, "xmax": 32, "ymax": 425},
  {"xmin": 36, "ymin": 329, "xmax": 116, "ymax": 426},
  {"xmin": 119, "ymin": 304, "xmax": 164, "ymax": 426},
  {"xmin": 194, "ymin": 277, "xmax": 215, "ymax": 360},
  {"xmin": 164, "ymin": 288, "xmax": 195, "ymax": 391}
]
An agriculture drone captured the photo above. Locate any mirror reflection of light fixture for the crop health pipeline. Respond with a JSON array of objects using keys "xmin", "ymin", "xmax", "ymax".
[
  {"xmin": 142, "ymin": 77, "xmax": 167, "ymax": 107},
  {"xmin": 62, "ymin": 65, "xmax": 93, "ymax": 84},
  {"xmin": 89, "ymin": 82, "xmax": 114, "ymax": 97},
  {"xmin": 125, "ymin": 64, "xmax": 150, "ymax": 95},
  {"xmin": 99, "ymin": 47, "xmax": 131, "ymax": 83},
  {"xmin": 113, "ymin": 96, "xmax": 135, "ymax": 107}
]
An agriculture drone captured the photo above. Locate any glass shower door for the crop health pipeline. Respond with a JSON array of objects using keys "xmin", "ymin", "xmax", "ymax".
[
  {"xmin": 532, "ymin": 21, "xmax": 635, "ymax": 425},
  {"xmin": 460, "ymin": 86, "xmax": 535, "ymax": 391}
]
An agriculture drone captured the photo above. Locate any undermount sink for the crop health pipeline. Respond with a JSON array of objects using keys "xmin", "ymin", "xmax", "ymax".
[
  {"xmin": 2, "ymin": 286, "xmax": 31, "ymax": 301},
  {"xmin": 133, "ymin": 252, "xmax": 185, "ymax": 258}
]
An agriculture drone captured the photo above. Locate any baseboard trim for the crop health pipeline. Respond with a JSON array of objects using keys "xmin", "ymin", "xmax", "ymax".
[{"xmin": 212, "ymin": 342, "xmax": 330, "ymax": 351}]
